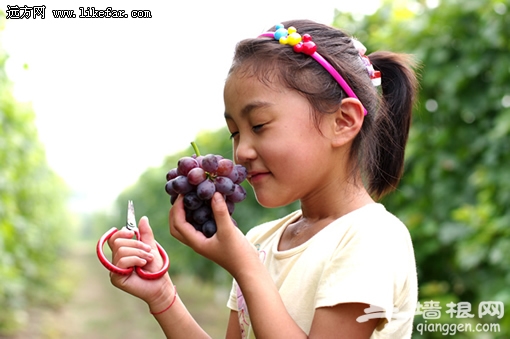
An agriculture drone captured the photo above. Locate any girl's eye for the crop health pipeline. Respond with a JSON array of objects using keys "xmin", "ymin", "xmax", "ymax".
[
  {"xmin": 252, "ymin": 124, "xmax": 264, "ymax": 132},
  {"xmin": 229, "ymin": 124, "xmax": 264, "ymax": 139}
]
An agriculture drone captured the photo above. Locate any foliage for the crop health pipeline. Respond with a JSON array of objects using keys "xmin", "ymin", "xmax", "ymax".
[
  {"xmin": 334, "ymin": 0, "xmax": 510, "ymax": 337},
  {"xmin": 0, "ymin": 12, "xmax": 75, "ymax": 335}
]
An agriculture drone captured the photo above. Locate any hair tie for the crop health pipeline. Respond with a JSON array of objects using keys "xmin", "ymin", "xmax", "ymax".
[
  {"xmin": 352, "ymin": 39, "xmax": 382, "ymax": 87},
  {"xmin": 259, "ymin": 24, "xmax": 368, "ymax": 116}
]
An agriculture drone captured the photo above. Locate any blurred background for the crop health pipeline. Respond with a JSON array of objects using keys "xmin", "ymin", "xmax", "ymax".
[{"xmin": 0, "ymin": 0, "xmax": 508, "ymax": 338}]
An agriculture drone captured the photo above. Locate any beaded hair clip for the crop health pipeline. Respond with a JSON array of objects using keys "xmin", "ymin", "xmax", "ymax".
[
  {"xmin": 352, "ymin": 39, "xmax": 382, "ymax": 87},
  {"xmin": 259, "ymin": 24, "xmax": 382, "ymax": 116}
]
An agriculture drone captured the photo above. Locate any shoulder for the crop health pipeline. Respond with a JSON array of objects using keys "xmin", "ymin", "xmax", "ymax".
[
  {"xmin": 316, "ymin": 203, "xmax": 417, "ymax": 316},
  {"xmin": 339, "ymin": 203, "xmax": 412, "ymax": 243},
  {"xmin": 324, "ymin": 203, "xmax": 415, "ymax": 268}
]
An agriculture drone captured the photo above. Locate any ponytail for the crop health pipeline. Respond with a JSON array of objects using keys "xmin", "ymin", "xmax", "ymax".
[{"xmin": 365, "ymin": 52, "xmax": 419, "ymax": 199}]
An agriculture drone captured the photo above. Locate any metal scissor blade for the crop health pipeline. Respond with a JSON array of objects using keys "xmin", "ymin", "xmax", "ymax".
[{"xmin": 126, "ymin": 200, "xmax": 136, "ymax": 230}]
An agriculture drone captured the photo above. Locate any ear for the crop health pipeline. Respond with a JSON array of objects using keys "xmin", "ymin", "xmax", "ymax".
[{"xmin": 329, "ymin": 98, "xmax": 365, "ymax": 148}]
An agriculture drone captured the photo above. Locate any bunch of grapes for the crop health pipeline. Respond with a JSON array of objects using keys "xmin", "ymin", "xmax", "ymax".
[{"xmin": 165, "ymin": 143, "xmax": 247, "ymax": 238}]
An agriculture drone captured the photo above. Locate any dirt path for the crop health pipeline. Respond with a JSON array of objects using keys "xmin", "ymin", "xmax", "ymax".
[{"xmin": 5, "ymin": 241, "xmax": 229, "ymax": 339}]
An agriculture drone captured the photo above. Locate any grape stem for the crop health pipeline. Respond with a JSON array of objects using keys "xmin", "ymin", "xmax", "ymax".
[
  {"xmin": 191, "ymin": 141, "xmax": 201, "ymax": 157},
  {"xmin": 191, "ymin": 141, "xmax": 215, "ymax": 180}
]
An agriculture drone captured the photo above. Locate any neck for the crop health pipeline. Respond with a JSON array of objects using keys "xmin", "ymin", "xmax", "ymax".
[
  {"xmin": 299, "ymin": 172, "xmax": 374, "ymax": 223},
  {"xmin": 278, "ymin": 173, "xmax": 374, "ymax": 252}
]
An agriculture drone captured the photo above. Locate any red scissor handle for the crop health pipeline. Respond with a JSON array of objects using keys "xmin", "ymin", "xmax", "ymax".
[{"xmin": 96, "ymin": 227, "xmax": 170, "ymax": 280}]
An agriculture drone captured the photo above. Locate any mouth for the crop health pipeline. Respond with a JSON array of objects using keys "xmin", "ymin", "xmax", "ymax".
[{"xmin": 247, "ymin": 171, "xmax": 270, "ymax": 184}]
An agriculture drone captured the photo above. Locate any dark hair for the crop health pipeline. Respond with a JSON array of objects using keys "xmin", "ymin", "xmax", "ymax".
[{"xmin": 228, "ymin": 19, "xmax": 418, "ymax": 200}]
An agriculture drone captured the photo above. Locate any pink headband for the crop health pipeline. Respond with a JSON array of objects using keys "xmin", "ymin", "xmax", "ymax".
[{"xmin": 259, "ymin": 24, "xmax": 381, "ymax": 116}]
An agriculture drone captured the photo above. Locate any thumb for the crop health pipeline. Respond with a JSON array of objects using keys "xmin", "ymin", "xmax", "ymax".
[
  {"xmin": 211, "ymin": 193, "xmax": 233, "ymax": 230},
  {"xmin": 138, "ymin": 216, "xmax": 157, "ymax": 247}
]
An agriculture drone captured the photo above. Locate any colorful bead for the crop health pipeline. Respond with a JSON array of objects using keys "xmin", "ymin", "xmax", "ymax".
[
  {"xmin": 279, "ymin": 26, "xmax": 302, "ymax": 46},
  {"xmin": 274, "ymin": 24, "xmax": 288, "ymax": 40},
  {"xmin": 293, "ymin": 34, "xmax": 317, "ymax": 56}
]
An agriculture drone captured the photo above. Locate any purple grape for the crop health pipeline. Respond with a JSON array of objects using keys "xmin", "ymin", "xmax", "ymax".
[
  {"xmin": 201, "ymin": 154, "xmax": 219, "ymax": 174},
  {"xmin": 166, "ymin": 168, "xmax": 178, "ymax": 181},
  {"xmin": 227, "ymin": 167, "xmax": 239, "ymax": 183},
  {"xmin": 185, "ymin": 208, "xmax": 194, "ymax": 223},
  {"xmin": 165, "ymin": 180, "xmax": 177, "ymax": 196},
  {"xmin": 193, "ymin": 205, "xmax": 212, "ymax": 224},
  {"xmin": 202, "ymin": 220, "xmax": 217, "ymax": 238},
  {"xmin": 217, "ymin": 159, "xmax": 233, "ymax": 176},
  {"xmin": 187, "ymin": 167, "xmax": 206, "ymax": 185},
  {"xmin": 186, "ymin": 209, "xmax": 202, "ymax": 230},
  {"xmin": 183, "ymin": 191, "xmax": 203, "ymax": 210},
  {"xmin": 197, "ymin": 179, "xmax": 216, "ymax": 200},
  {"xmin": 214, "ymin": 176, "xmax": 235, "ymax": 195},
  {"xmin": 191, "ymin": 222, "xmax": 203, "ymax": 231},
  {"xmin": 234, "ymin": 164, "xmax": 247, "ymax": 184},
  {"xmin": 170, "ymin": 195, "xmax": 178, "ymax": 205},
  {"xmin": 227, "ymin": 184, "xmax": 247, "ymax": 203},
  {"xmin": 195, "ymin": 155, "xmax": 204, "ymax": 166},
  {"xmin": 226, "ymin": 199, "xmax": 235, "ymax": 215},
  {"xmin": 172, "ymin": 175, "xmax": 194, "ymax": 194},
  {"xmin": 177, "ymin": 157, "xmax": 198, "ymax": 176}
]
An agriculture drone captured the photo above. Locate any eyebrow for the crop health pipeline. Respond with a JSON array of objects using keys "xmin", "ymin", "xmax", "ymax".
[{"xmin": 224, "ymin": 101, "xmax": 271, "ymax": 120}]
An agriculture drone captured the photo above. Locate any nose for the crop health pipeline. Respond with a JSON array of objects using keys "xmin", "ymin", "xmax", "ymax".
[{"xmin": 234, "ymin": 136, "xmax": 257, "ymax": 164}]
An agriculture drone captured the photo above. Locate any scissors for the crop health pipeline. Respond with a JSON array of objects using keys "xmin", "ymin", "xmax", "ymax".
[{"xmin": 96, "ymin": 200, "xmax": 169, "ymax": 279}]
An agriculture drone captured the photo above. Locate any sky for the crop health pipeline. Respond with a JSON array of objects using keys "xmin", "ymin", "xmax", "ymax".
[{"xmin": 2, "ymin": 0, "xmax": 380, "ymax": 213}]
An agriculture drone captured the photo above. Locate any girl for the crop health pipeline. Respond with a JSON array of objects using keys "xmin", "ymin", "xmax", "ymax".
[{"xmin": 107, "ymin": 19, "xmax": 419, "ymax": 338}]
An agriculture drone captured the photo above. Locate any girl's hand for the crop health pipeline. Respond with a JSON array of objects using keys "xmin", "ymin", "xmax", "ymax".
[
  {"xmin": 169, "ymin": 193, "xmax": 259, "ymax": 276},
  {"xmin": 108, "ymin": 217, "xmax": 174, "ymax": 309}
]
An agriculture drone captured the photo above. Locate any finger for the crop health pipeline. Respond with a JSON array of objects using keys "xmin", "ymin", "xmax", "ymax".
[
  {"xmin": 137, "ymin": 216, "xmax": 171, "ymax": 273},
  {"xmin": 138, "ymin": 216, "xmax": 157, "ymax": 248},
  {"xmin": 111, "ymin": 243, "xmax": 153, "ymax": 269},
  {"xmin": 114, "ymin": 254, "xmax": 150, "ymax": 269},
  {"xmin": 109, "ymin": 232, "xmax": 152, "ymax": 253},
  {"xmin": 107, "ymin": 228, "xmax": 135, "ymax": 250},
  {"xmin": 211, "ymin": 193, "xmax": 235, "ymax": 234}
]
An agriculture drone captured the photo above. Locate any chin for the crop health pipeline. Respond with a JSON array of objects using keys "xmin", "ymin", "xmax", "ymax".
[{"xmin": 254, "ymin": 192, "xmax": 294, "ymax": 209}]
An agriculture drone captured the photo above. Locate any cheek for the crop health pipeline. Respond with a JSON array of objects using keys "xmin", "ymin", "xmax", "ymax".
[{"xmin": 232, "ymin": 143, "xmax": 238, "ymax": 163}]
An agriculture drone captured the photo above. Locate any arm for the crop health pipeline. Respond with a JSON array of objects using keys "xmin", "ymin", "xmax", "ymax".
[
  {"xmin": 170, "ymin": 194, "xmax": 378, "ymax": 338},
  {"xmin": 309, "ymin": 304, "xmax": 379, "ymax": 338},
  {"xmin": 225, "ymin": 310, "xmax": 242, "ymax": 339},
  {"xmin": 151, "ymin": 294, "xmax": 211, "ymax": 339},
  {"xmin": 232, "ymin": 250, "xmax": 378, "ymax": 338}
]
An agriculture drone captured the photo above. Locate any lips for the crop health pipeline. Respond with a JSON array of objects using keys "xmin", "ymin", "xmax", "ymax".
[
  {"xmin": 247, "ymin": 171, "xmax": 266, "ymax": 178},
  {"xmin": 247, "ymin": 171, "xmax": 270, "ymax": 184}
]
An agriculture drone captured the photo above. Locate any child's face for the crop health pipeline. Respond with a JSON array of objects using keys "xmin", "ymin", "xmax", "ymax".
[{"xmin": 223, "ymin": 70, "xmax": 339, "ymax": 208}]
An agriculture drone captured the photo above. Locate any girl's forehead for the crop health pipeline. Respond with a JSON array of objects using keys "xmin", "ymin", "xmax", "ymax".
[
  {"xmin": 224, "ymin": 71, "xmax": 311, "ymax": 121},
  {"xmin": 224, "ymin": 73, "xmax": 273, "ymax": 114},
  {"xmin": 225, "ymin": 69, "xmax": 287, "ymax": 97}
]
